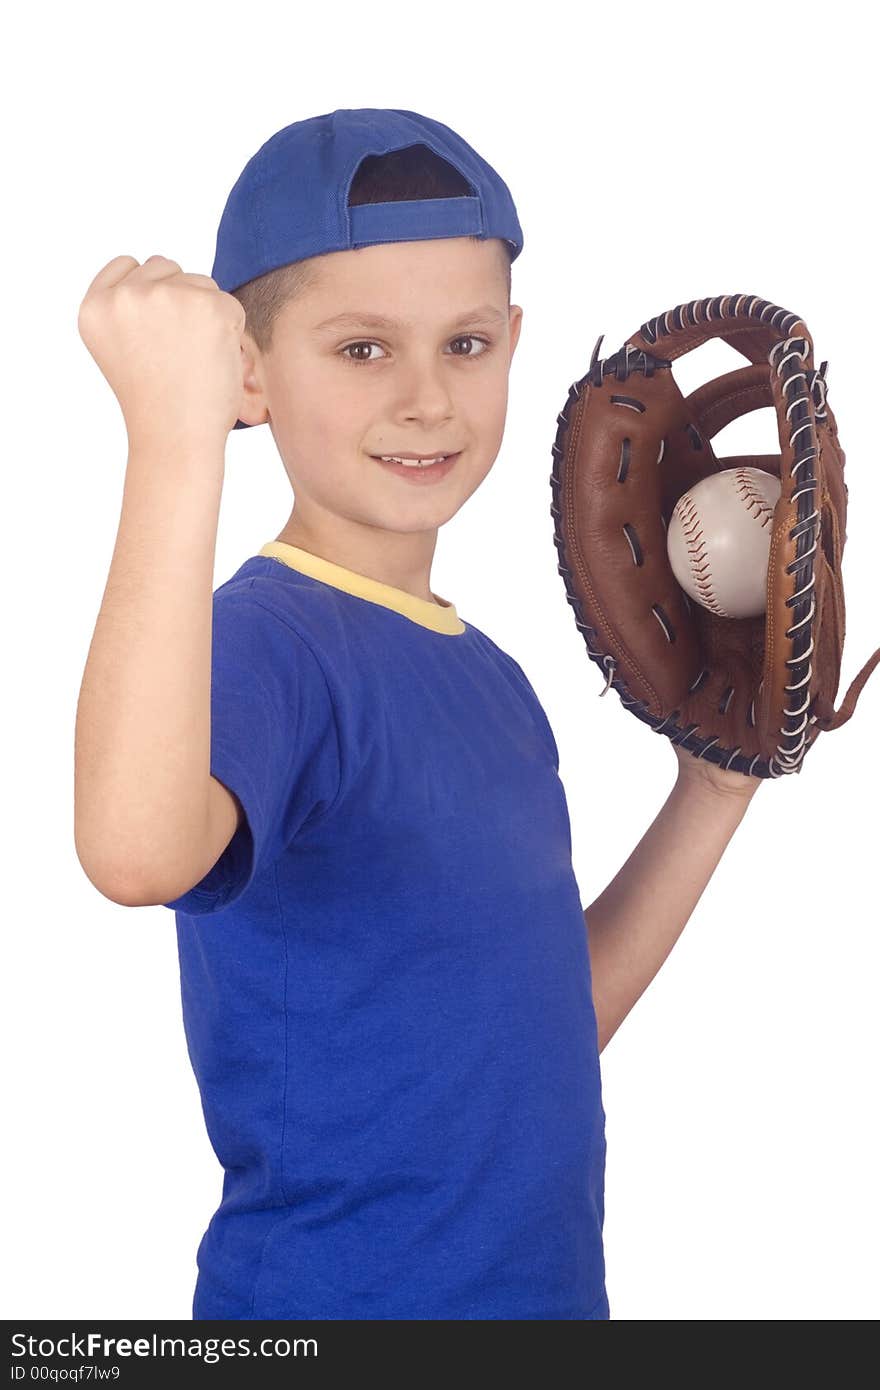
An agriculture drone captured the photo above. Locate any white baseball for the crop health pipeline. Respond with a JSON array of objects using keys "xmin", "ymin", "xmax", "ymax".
[{"xmin": 666, "ymin": 467, "xmax": 782, "ymax": 619}]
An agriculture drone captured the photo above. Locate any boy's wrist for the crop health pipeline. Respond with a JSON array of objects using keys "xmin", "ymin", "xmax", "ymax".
[
  {"xmin": 673, "ymin": 751, "xmax": 761, "ymax": 803},
  {"xmin": 125, "ymin": 428, "xmax": 228, "ymax": 481}
]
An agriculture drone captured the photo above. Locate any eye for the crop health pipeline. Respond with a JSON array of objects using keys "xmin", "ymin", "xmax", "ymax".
[
  {"xmin": 339, "ymin": 334, "xmax": 492, "ymax": 366},
  {"xmin": 449, "ymin": 335, "xmax": 491, "ymax": 359}
]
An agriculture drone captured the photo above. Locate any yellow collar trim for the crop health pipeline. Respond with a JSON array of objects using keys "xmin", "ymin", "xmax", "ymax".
[{"xmin": 258, "ymin": 541, "xmax": 466, "ymax": 635}]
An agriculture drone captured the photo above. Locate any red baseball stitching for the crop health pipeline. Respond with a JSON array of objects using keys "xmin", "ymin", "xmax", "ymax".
[
  {"xmin": 731, "ymin": 468, "xmax": 776, "ymax": 529},
  {"xmin": 674, "ymin": 495, "xmax": 726, "ymax": 615}
]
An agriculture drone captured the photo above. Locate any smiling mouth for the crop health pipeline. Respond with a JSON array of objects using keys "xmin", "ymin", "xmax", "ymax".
[
  {"xmin": 370, "ymin": 452, "xmax": 462, "ymax": 469},
  {"xmin": 370, "ymin": 451, "xmax": 463, "ymax": 479}
]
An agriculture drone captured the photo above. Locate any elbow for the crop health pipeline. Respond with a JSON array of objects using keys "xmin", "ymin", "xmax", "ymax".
[
  {"xmin": 74, "ymin": 836, "xmax": 165, "ymax": 908},
  {"xmin": 80, "ymin": 869, "xmax": 154, "ymax": 907},
  {"xmin": 77, "ymin": 859, "xmax": 157, "ymax": 907}
]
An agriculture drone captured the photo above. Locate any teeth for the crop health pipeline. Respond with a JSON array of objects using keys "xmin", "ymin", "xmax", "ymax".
[{"xmin": 380, "ymin": 455, "xmax": 448, "ymax": 468}]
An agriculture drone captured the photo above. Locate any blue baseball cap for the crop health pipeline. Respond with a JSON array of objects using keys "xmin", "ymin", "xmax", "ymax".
[{"xmin": 210, "ymin": 108, "xmax": 524, "ymax": 429}]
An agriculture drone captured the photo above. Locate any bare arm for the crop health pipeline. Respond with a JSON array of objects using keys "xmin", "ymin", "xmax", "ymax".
[
  {"xmin": 74, "ymin": 254, "xmax": 251, "ymax": 905},
  {"xmin": 584, "ymin": 764, "xmax": 761, "ymax": 1052},
  {"xmin": 74, "ymin": 444, "xmax": 231, "ymax": 904}
]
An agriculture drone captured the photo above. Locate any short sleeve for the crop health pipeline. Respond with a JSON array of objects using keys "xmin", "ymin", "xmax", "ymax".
[
  {"xmin": 493, "ymin": 646, "xmax": 562, "ymax": 773},
  {"xmin": 516, "ymin": 664, "xmax": 561, "ymax": 771},
  {"xmin": 162, "ymin": 582, "xmax": 341, "ymax": 916}
]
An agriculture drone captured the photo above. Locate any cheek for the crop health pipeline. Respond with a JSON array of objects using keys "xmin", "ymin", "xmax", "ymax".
[
  {"xmin": 463, "ymin": 360, "xmax": 509, "ymax": 405},
  {"xmin": 273, "ymin": 375, "xmax": 363, "ymax": 452},
  {"xmin": 305, "ymin": 374, "xmax": 374, "ymax": 438},
  {"xmin": 269, "ymin": 357, "xmax": 347, "ymax": 414}
]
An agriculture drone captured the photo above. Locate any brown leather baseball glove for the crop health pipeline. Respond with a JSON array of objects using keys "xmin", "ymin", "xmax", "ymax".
[{"xmin": 549, "ymin": 293, "xmax": 880, "ymax": 778}]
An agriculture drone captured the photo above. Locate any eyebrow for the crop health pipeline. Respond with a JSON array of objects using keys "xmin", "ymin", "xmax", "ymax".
[{"xmin": 311, "ymin": 305, "xmax": 508, "ymax": 334}]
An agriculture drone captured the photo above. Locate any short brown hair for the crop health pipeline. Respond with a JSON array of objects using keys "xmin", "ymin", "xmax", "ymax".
[{"xmin": 230, "ymin": 143, "xmax": 514, "ymax": 354}]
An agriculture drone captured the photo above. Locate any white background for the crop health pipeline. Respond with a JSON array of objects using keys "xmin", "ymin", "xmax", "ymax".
[{"xmin": 5, "ymin": 0, "xmax": 878, "ymax": 1322}]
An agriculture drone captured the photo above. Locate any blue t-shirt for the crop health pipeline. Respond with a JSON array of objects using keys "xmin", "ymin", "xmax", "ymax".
[{"xmin": 163, "ymin": 540, "xmax": 608, "ymax": 1320}]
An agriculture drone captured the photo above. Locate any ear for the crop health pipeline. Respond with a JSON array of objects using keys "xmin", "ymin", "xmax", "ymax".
[
  {"xmin": 237, "ymin": 335, "xmax": 271, "ymax": 429},
  {"xmin": 508, "ymin": 304, "xmax": 524, "ymax": 358}
]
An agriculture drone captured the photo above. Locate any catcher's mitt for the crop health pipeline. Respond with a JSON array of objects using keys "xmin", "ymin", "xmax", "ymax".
[{"xmin": 550, "ymin": 293, "xmax": 880, "ymax": 778}]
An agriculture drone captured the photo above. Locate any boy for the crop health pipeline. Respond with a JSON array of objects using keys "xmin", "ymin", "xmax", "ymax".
[{"xmin": 74, "ymin": 108, "xmax": 760, "ymax": 1321}]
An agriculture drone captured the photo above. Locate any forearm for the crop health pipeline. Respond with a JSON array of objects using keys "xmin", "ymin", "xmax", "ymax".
[
  {"xmin": 585, "ymin": 771, "xmax": 760, "ymax": 1052},
  {"xmin": 74, "ymin": 439, "xmax": 225, "ymax": 899}
]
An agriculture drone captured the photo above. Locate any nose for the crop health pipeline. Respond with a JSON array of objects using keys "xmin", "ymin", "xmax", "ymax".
[{"xmin": 393, "ymin": 355, "xmax": 456, "ymax": 425}]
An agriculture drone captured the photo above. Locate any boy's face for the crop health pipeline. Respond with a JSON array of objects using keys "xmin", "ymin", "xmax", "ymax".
[{"xmin": 239, "ymin": 236, "xmax": 522, "ymax": 548}]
